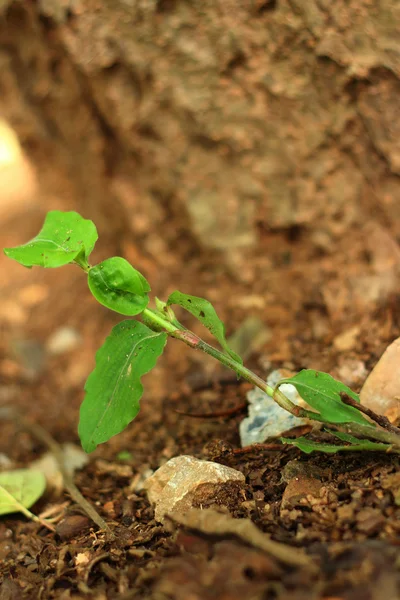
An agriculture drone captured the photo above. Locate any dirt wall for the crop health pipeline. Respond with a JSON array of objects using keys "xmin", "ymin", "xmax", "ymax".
[{"xmin": 0, "ymin": 0, "xmax": 399, "ymax": 254}]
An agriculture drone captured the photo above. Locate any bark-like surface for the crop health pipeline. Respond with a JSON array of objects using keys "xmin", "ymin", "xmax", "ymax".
[{"xmin": 0, "ymin": 0, "xmax": 399, "ymax": 250}]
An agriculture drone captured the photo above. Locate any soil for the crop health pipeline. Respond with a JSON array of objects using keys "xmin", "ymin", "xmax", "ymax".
[{"xmin": 1, "ymin": 205, "xmax": 400, "ymax": 600}]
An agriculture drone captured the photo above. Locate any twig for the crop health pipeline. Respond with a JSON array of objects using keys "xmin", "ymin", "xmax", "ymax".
[
  {"xmin": 0, "ymin": 407, "xmax": 114, "ymax": 538},
  {"xmin": 339, "ymin": 392, "xmax": 400, "ymax": 436},
  {"xmin": 0, "ymin": 484, "xmax": 55, "ymax": 532},
  {"xmin": 232, "ymin": 443, "xmax": 284, "ymax": 455}
]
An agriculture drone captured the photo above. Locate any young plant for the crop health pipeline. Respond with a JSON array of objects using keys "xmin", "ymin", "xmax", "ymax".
[
  {"xmin": 0, "ymin": 469, "xmax": 54, "ymax": 531},
  {"xmin": 4, "ymin": 211, "xmax": 400, "ymax": 455}
]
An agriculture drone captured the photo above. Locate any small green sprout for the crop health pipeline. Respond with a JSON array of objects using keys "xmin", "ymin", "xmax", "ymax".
[{"xmin": 5, "ymin": 211, "xmax": 400, "ymax": 455}]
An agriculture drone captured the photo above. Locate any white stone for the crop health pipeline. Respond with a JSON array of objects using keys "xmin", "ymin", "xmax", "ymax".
[
  {"xmin": 143, "ymin": 455, "xmax": 245, "ymax": 523},
  {"xmin": 47, "ymin": 327, "xmax": 81, "ymax": 355}
]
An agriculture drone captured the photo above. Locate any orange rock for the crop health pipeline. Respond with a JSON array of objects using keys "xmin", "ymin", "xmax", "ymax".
[
  {"xmin": 281, "ymin": 476, "xmax": 323, "ymax": 510},
  {"xmin": 360, "ymin": 337, "xmax": 400, "ymax": 424}
]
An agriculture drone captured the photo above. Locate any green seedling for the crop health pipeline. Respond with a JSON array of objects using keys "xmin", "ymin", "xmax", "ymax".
[
  {"xmin": 0, "ymin": 469, "xmax": 54, "ymax": 531},
  {"xmin": 5, "ymin": 211, "xmax": 400, "ymax": 454}
]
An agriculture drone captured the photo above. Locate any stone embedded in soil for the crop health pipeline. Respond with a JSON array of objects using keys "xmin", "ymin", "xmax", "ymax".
[
  {"xmin": 143, "ymin": 455, "xmax": 245, "ymax": 524},
  {"xmin": 56, "ymin": 515, "xmax": 91, "ymax": 541},
  {"xmin": 280, "ymin": 475, "xmax": 324, "ymax": 510},
  {"xmin": 333, "ymin": 326, "xmax": 360, "ymax": 351},
  {"xmin": 239, "ymin": 369, "xmax": 307, "ymax": 446},
  {"xmin": 356, "ymin": 508, "xmax": 386, "ymax": 535},
  {"xmin": 381, "ymin": 472, "xmax": 400, "ymax": 506},
  {"xmin": 360, "ymin": 337, "xmax": 400, "ymax": 423}
]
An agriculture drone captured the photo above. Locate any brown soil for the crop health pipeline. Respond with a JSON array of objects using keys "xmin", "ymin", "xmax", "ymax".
[{"xmin": 1, "ymin": 204, "xmax": 400, "ymax": 600}]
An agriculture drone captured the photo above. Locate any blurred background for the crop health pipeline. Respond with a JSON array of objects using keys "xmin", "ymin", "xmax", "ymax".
[{"xmin": 0, "ymin": 0, "xmax": 400, "ymax": 449}]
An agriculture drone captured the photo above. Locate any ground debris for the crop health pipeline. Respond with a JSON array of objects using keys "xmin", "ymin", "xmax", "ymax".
[{"xmin": 166, "ymin": 508, "xmax": 315, "ymax": 570}]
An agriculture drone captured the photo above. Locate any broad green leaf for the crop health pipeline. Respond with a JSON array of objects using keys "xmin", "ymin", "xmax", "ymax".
[
  {"xmin": 3, "ymin": 211, "xmax": 97, "ymax": 268},
  {"xmin": 167, "ymin": 291, "xmax": 242, "ymax": 364},
  {"xmin": 79, "ymin": 320, "xmax": 167, "ymax": 452},
  {"xmin": 0, "ymin": 470, "xmax": 46, "ymax": 516},
  {"xmin": 281, "ymin": 436, "xmax": 392, "ymax": 454},
  {"xmin": 88, "ymin": 257, "xmax": 150, "ymax": 316},
  {"xmin": 276, "ymin": 370, "xmax": 371, "ymax": 426}
]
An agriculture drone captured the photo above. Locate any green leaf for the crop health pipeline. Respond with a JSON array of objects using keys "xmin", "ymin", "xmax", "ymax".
[
  {"xmin": 167, "ymin": 291, "xmax": 242, "ymax": 364},
  {"xmin": 281, "ymin": 436, "xmax": 392, "ymax": 454},
  {"xmin": 0, "ymin": 470, "xmax": 46, "ymax": 516},
  {"xmin": 79, "ymin": 320, "xmax": 167, "ymax": 452},
  {"xmin": 3, "ymin": 211, "xmax": 97, "ymax": 268},
  {"xmin": 88, "ymin": 257, "xmax": 150, "ymax": 316},
  {"xmin": 325, "ymin": 429, "xmax": 394, "ymax": 450},
  {"xmin": 276, "ymin": 370, "xmax": 371, "ymax": 426},
  {"xmin": 327, "ymin": 430, "xmax": 360, "ymax": 443}
]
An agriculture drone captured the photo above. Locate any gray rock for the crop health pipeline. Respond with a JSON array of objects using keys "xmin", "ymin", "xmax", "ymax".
[
  {"xmin": 239, "ymin": 369, "xmax": 307, "ymax": 447},
  {"xmin": 12, "ymin": 339, "xmax": 46, "ymax": 379}
]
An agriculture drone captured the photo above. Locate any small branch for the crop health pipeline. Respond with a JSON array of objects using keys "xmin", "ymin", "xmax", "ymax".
[
  {"xmin": 339, "ymin": 392, "xmax": 400, "ymax": 436},
  {"xmin": 141, "ymin": 307, "xmax": 400, "ymax": 451},
  {"xmin": 232, "ymin": 443, "xmax": 284, "ymax": 455},
  {"xmin": 23, "ymin": 508, "xmax": 57, "ymax": 533}
]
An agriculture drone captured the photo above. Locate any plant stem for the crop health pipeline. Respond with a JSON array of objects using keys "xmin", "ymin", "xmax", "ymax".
[
  {"xmin": 142, "ymin": 308, "xmax": 275, "ymax": 392},
  {"xmin": 0, "ymin": 485, "xmax": 56, "ymax": 532},
  {"xmin": 141, "ymin": 308, "xmax": 400, "ymax": 449},
  {"xmin": 339, "ymin": 392, "xmax": 400, "ymax": 435}
]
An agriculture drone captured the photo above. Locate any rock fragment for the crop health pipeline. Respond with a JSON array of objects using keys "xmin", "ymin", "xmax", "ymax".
[
  {"xmin": 46, "ymin": 327, "xmax": 81, "ymax": 356},
  {"xmin": 239, "ymin": 369, "xmax": 308, "ymax": 446},
  {"xmin": 356, "ymin": 508, "xmax": 385, "ymax": 535},
  {"xmin": 143, "ymin": 456, "xmax": 245, "ymax": 524},
  {"xmin": 333, "ymin": 326, "xmax": 360, "ymax": 351},
  {"xmin": 360, "ymin": 337, "xmax": 400, "ymax": 423},
  {"xmin": 281, "ymin": 476, "xmax": 323, "ymax": 510}
]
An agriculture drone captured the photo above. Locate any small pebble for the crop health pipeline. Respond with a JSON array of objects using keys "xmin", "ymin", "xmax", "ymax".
[
  {"xmin": 56, "ymin": 515, "xmax": 91, "ymax": 541},
  {"xmin": 47, "ymin": 327, "xmax": 81, "ymax": 356}
]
